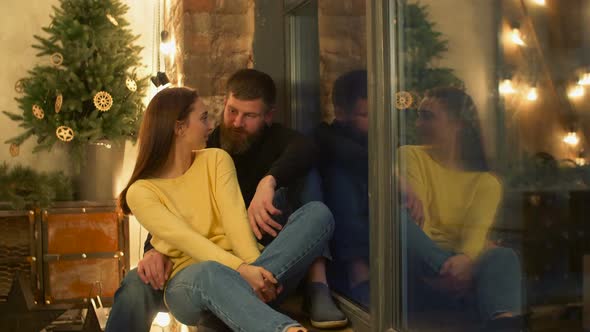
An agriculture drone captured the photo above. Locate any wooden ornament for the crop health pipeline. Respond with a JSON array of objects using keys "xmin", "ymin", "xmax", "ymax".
[
  {"xmin": 55, "ymin": 93, "xmax": 63, "ymax": 113},
  {"xmin": 126, "ymin": 78, "xmax": 137, "ymax": 92},
  {"xmin": 395, "ymin": 91, "xmax": 414, "ymax": 110},
  {"xmin": 56, "ymin": 126, "xmax": 74, "ymax": 142},
  {"xmin": 14, "ymin": 79, "xmax": 25, "ymax": 93},
  {"xmin": 50, "ymin": 53, "xmax": 64, "ymax": 66},
  {"xmin": 106, "ymin": 14, "xmax": 119, "ymax": 26},
  {"xmin": 9, "ymin": 144, "xmax": 19, "ymax": 157},
  {"xmin": 32, "ymin": 104, "xmax": 45, "ymax": 119},
  {"xmin": 93, "ymin": 91, "xmax": 113, "ymax": 112}
]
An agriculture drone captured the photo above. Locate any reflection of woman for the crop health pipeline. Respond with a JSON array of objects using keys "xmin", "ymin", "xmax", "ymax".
[
  {"xmin": 119, "ymin": 87, "xmax": 333, "ymax": 332},
  {"xmin": 399, "ymin": 87, "xmax": 523, "ymax": 331}
]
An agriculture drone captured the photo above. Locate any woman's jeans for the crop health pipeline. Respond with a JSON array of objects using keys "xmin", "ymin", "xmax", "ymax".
[
  {"xmin": 403, "ymin": 213, "xmax": 523, "ymax": 321},
  {"xmin": 105, "ymin": 201, "xmax": 334, "ymax": 332}
]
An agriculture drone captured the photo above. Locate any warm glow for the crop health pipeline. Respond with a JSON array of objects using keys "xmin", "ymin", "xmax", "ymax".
[
  {"xmin": 510, "ymin": 28, "xmax": 526, "ymax": 46},
  {"xmin": 154, "ymin": 312, "xmax": 171, "ymax": 327},
  {"xmin": 526, "ymin": 87, "xmax": 538, "ymax": 101},
  {"xmin": 563, "ymin": 132, "xmax": 580, "ymax": 146},
  {"xmin": 160, "ymin": 38, "xmax": 176, "ymax": 56},
  {"xmin": 499, "ymin": 79, "xmax": 516, "ymax": 95},
  {"xmin": 578, "ymin": 73, "xmax": 590, "ymax": 86},
  {"xmin": 575, "ymin": 157, "xmax": 586, "ymax": 166},
  {"xmin": 568, "ymin": 85, "xmax": 585, "ymax": 99},
  {"xmin": 532, "ymin": 0, "xmax": 546, "ymax": 5}
]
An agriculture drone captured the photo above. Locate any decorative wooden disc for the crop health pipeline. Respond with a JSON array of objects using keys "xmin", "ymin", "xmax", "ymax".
[
  {"xmin": 395, "ymin": 91, "xmax": 414, "ymax": 110},
  {"xmin": 106, "ymin": 14, "xmax": 119, "ymax": 26},
  {"xmin": 9, "ymin": 144, "xmax": 19, "ymax": 157},
  {"xmin": 93, "ymin": 91, "xmax": 113, "ymax": 112},
  {"xmin": 55, "ymin": 93, "xmax": 63, "ymax": 113},
  {"xmin": 50, "ymin": 53, "xmax": 64, "ymax": 66},
  {"xmin": 14, "ymin": 79, "xmax": 25, "ymax": 94},
  {"xmin": 56, "ymin": 126, "xmax": 74, "ymax": 142},
  {"xmin": 32, "ymin": 104, "xmax": 45, "ymax": 119},
  {"xmin": 126, "ymin": 78, "xmax": 137, "ymax": 92}
]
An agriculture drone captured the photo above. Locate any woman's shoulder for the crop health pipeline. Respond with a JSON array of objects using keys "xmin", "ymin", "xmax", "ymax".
[
  {"xmin": 196, "ymin": 148, "xmax": 232, "ymax": 162},
  {"xmin": 398, "ymin": 145, "xmax": 431, "ymax": 161},
  {"xmin": 475, "ymin": 172, "xmax": 502, "ymax": 193}
]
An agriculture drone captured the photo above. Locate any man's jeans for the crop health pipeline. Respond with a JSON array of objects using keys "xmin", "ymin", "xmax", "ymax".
[
  {"xmin": 105, "ymin": 201, "xmax": 334, "ymax": 332},
  {"xmin": 403, "ymin": 213, "xmax": 523, "ymax": 321}
]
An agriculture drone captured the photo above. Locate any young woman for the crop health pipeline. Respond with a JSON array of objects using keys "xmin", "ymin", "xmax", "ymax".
[
  {"xmin": 119, "ymin": 87, "xmax": 334, "ymax": 332},
  {"xmin": 399, "ymin": 87, "xmax": 524, "ymax": 331}
]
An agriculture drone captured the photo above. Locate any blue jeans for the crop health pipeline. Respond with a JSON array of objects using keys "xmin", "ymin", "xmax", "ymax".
[
  {"xmin": 105, "ymin": 201, "xmax": 334, "ymax": 332},
  {"xmin": 403, "ymin": 214, "xmax": 523, "ymax": 321},
  {"xmin": 164, "ymin": 201, "xmax": 334, "ymax": 331}
]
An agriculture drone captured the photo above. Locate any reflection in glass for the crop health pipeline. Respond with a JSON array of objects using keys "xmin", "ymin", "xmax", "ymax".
[{"xmin": 318, "ymin": 70, "xmax": 369, "ymax": 308}]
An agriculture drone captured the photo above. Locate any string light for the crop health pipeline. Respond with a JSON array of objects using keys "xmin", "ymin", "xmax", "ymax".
[
  {"xmin": 159, "ymin": 31, "xmax": 175, "ymax": 56},
  {"xmin": 154, "ymin": 312, "xmax": 171, "ymax": 328},
  {"xmin": 563, "ymin": 132, "xmax": 580, "ymax": 146},
  {"xmin": 568, "ymin": 85, "xmax": 585, "ymax": 99},
  {"xmin": 510, "ymin": 28, "xmax": 526, "ymax": 46},
  {"xmin": 578, "ymin": 73, "xmax": 590, "ymax": 86},
  {"xmin": 499, "ymin": 79, "xmax": 517, "ymax": 95},
  {"xmin": 526, "ymin": 86, "xmax": 538, "ymax": 101}
]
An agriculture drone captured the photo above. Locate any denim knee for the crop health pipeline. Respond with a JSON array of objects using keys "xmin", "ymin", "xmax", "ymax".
[
  {"xmin": 114, "ymin": 269, "xmax": 159, "ymax": 304},
  {"xmin": 301, "ymin": 201, "xmax": 335, "ymax": 236},
  {"xmin": 480, "ymin": 247, "xmax": 519, "ymax": 266}
]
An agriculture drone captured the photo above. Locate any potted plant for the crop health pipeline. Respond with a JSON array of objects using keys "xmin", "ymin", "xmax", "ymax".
[{"xmin": 3, "ymin": 0, "xmax": 147, "ymax": 201}]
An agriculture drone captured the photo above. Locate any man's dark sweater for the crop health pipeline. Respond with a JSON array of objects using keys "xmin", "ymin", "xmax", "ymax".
[{"xmin": 143, "ymin": 123, "xmax": 315, "ymax": 253}]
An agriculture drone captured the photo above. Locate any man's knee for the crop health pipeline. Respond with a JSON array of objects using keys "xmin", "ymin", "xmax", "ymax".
[{"xmin": 301, "ymin": 201, "xmax": 335, "ymax": 234}]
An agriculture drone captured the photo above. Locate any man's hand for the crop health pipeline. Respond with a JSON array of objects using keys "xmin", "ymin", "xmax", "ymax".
[
  {"xmin": 137, "ymin": 249, "xmax": 173, "ymax": 290},
  {"xmin": 440, "ymin": 254, "xmax": 474, "ymax": 293},
  {"xmin": 237, "ymin": 264, "xmax": 282, "ymax": 303},
  {"xmin": 248, "ymin": 175, "xmax": 282, "ymax": 240}
]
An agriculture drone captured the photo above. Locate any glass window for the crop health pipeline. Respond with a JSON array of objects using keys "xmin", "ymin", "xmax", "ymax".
[
  {"xmin": 394, "ymin": 1, "xmax": 590, "ymax": 331},
  {"xmin": 286, "ymin": 0, "xmax": 370, "ymax": 312}
]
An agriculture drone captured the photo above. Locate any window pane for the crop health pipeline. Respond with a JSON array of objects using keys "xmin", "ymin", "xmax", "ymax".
[
  {"xmin": 288, "ymin": 0, "xmax": 370, "ymax": 310},
  {"xmin": 395, "ymin": 1, "xmax": 589, "ymax": 331}
]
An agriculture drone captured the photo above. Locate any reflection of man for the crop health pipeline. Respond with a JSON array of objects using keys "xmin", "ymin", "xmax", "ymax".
[
  {"xmin": 315, "ymin": 70, "xmax": 370, "ymax": 307},
  {"xmin": 106, "ymin": 69, "xmax": 347, "ymax": 332}
]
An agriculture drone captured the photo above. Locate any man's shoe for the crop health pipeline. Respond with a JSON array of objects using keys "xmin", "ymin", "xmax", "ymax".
[{"xmin": 304, "ymin": 282, "xmax": 349, "ymax": 329}]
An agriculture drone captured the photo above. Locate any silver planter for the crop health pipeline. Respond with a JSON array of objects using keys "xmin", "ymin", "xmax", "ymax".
[{"xmin": 76, "ymin": 140, "xmax": 125, "ymax": 201}]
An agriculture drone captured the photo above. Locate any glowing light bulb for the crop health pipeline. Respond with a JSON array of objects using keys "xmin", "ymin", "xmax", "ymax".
[
  {"xmin": 563, "ymin": 132, "xmax": 580, "ymax": 146},
  {"xmin": 160, "ymin": 40, "xmax": 176, "ymax": 56},
  {"xmin": 527, "ymin": 87, "xmax": 538, "ymax": 101},
  {"xmin": 499, "ymin": 79, "xmax": 516, "ymax": 95},
  {"xmin": 154, "ymin": 312, "xmax": 171, "ymax": 328},
  {"xmin": 511, "ymin": 28, "xmax": 526, "ymax": 46},
  {"xmin": 568, "ymin": 85, "xmax": 585, "ymax": 99},
  {"xmin": 532, "ymin": 0, "xmax": 546, "ymax": 6},
  {"xmin": 575, "ymin": 157, "xmax": 586, "ymax": 166},
  {"xmin": 578, "ymin": 73, "xmax": 590, "ymax": 86}
]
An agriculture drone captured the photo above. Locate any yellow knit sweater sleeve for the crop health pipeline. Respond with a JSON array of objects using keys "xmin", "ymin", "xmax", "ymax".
[
  {"xmin": 458, "ymin": 174, "xmax": 502, "ymax": 258},
  {"xmin": 213, "ymin": 149, "xmax": 260, "ymax": 264},
  {"xmin": 127, "ymin": 179, "xmax": 245, "ymax": 270}
]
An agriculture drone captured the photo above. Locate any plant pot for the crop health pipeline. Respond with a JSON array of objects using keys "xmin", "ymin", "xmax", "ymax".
[{"xmin": 75, "ymin": 140, "xmax": 124, "ymax": 202}]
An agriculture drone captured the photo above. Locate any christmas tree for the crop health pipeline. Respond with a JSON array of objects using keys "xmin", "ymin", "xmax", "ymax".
[
  {"xmin": 398, "ymin": 1, "xmax": 463, "ymax": 144},
  {"xmin": 3, "ymin": 0, "xmax": 147, "ymax": 159}
]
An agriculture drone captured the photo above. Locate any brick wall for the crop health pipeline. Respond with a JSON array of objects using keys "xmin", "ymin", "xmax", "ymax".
[
  {"xmin": 318, "ymin": 0, "xmax": 366, "ymax": 121},
  {"xmin": 165, "ymin": 0, "xmax": 255, "ymax": 124}
]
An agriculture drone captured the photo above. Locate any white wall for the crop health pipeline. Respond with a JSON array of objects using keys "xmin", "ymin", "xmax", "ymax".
[
  {"xmin": 409, "ymin": 0, "xmax": 498, "ymax": 159},
  {"xmin": 0, "ymin": 0, "xmax": 158, "ymax": 267}
]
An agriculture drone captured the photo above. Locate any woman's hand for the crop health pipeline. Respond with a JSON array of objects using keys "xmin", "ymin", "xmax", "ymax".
[
  {"xmin": 440, "ymin": 254, "xmax": 474, "ymax": 293},
  {"xmin": 237, "ymin": 264, "xmax": 282, "ymax": 303},
  {"xmin": 402, "ymin": 185, "xmax": 424, "ymax": 227}
]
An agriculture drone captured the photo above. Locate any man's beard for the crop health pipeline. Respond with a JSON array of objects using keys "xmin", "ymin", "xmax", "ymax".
[{"xmin": 220, "ymin": 122, "xmax": 264, "ymax": 155}]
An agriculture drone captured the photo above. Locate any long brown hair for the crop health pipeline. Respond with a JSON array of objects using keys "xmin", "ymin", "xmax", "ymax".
[
  {"xmin": 119, "ymin": 87, "xmax": 199, "ymax": 214},
  {"xmin": 425, "ymin": 87, "xmax": 489, "ymax": 172}
]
